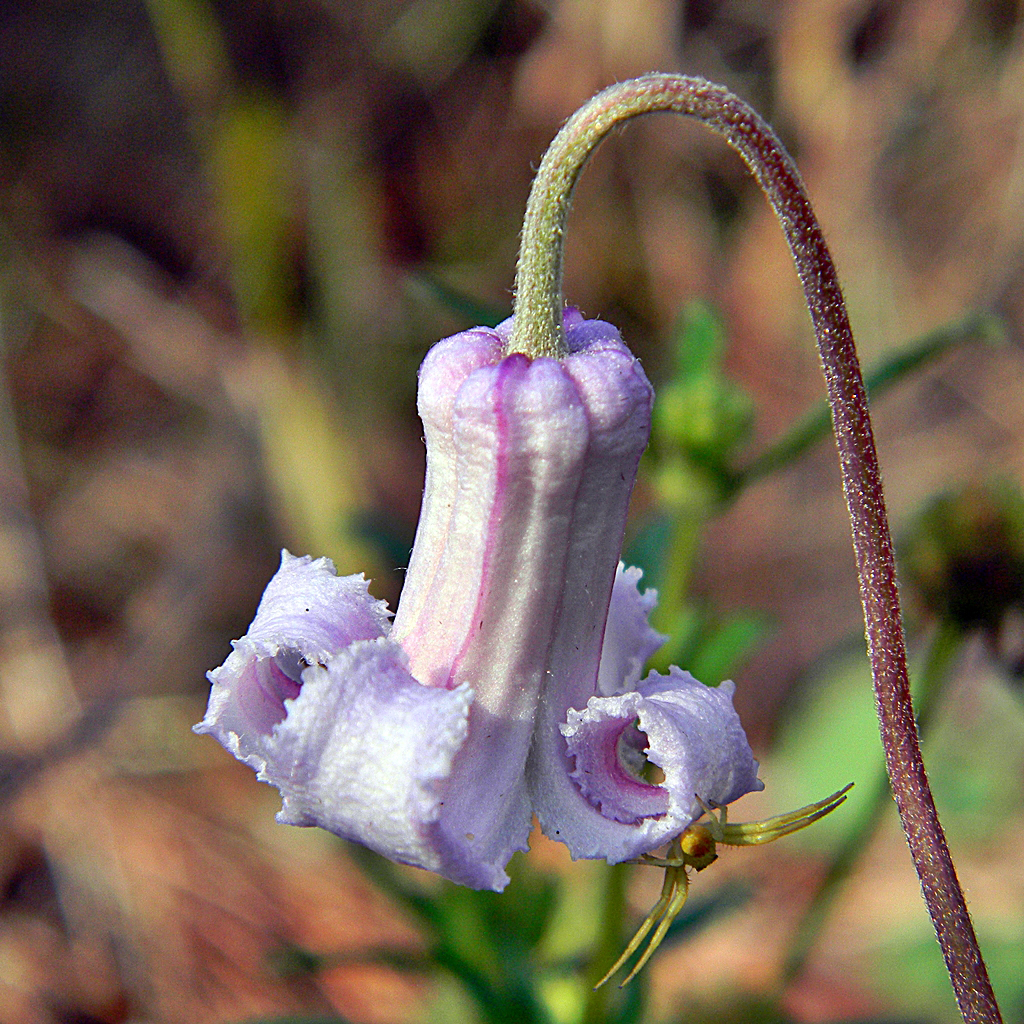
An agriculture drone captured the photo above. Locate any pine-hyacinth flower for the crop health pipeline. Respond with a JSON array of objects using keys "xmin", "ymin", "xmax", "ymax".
[{"xmin": 197, "ymin": 309, "xmax": 762, "ymax": 890}]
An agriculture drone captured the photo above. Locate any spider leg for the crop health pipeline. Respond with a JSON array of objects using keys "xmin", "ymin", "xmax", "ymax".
[
  {"xmin": 638, "ymin": 854, "xmax": 685, "ymax": 868},
  {"xmin": 594, "ymin": 862, "xmax": 686, "ymax": 989},
  {"xmin": 718, "ymin": 784, "xmax": 853, "ymax": 847},
  {"xmin": 618, "ymin": 868, "xmax": 691, "ymax": 987},
  {"xmin": 694, "ymin": 794, "xmax": 726, "ymax": 841},
  {"xmin": 595, "ymin": 784, "xmax": 852, "ymax": 987},
  {"xmin": 637, "ymin": 836, "xmax": 685, "ymax": 868}
]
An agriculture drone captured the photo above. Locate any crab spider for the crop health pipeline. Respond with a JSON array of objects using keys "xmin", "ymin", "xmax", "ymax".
[{"xmin": 595, "ymin": 784, "xmax": 854, "ymax": 988}]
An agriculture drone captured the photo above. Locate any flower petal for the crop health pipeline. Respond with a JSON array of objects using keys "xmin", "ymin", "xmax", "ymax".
[
  {"xmin": 393, "ymin": 329, "xmax": 502, "ymax": 633},
  {"xmin": 597, "ymin": 565, "xmax": 667, "ymax": 696},
  {"xmin": 520, "ymin": 319, "xmax": 661, "ymax": 861},
  {"xmin": 392, "ymin": 339, "xmax": 594, "ymax": 889},
  {"xmin": 389, "ymin": 313, "xmax": 653, "ymax": 890},
  {"xmin": 637, "ymin": 670, "xmax": 764, "ymax": 816},
  {"xmin": 196, "ymin": 550, "xmax": 391, "ymax": 765},
  {"xmin": 265, "ymin": 638, "xmax": 472, "ymax": 874},
  {"xmin": 555, "ymin": 672, "xmax": 762, "ymax": 860},
  {"xmin": 249, "ymin": 550, "xmax": 392, "ymax": 657},
  {"xmin": 561, "ymin": 690, "xmax": 669, "ymax": 825}
]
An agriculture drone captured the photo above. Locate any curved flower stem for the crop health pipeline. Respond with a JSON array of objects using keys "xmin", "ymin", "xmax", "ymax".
[
  {"xmin": 783, "ymin": 618, "xmax": 963, "ymax": 984},
  {"xmin": 512, "ymin": 73, "xmax": 1001, "ymax": 1024}
]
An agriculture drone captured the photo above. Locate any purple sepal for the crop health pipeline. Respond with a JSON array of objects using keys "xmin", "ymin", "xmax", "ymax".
[
  {"xmin": 562, "ymin": 672, "xmax": 762, "ymax": 849},
  {"xmin": 597, "ymin": 565, "xmax": 667, "ymax": 696},
  {"xmin": 268, "ymin": 639, "xmax": 472, "ymax": 874},
  {"xmin": 531, "ymin": 565, "xmax": 762, "ymax": 864},
  {"xmin": 196, "ymin": 551, "xmax": 391, "ymax": 758}
]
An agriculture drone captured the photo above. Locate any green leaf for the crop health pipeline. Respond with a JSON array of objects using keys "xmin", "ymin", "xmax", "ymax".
[
  {"xmin": 409, "ymin": 273, "xmax": 509, "ymax": 328},
  {"xmin": 647, "ymin": 604, "xmax": 704, "ymax": 675},
  {"xmin": 653, "ymin": 302, "xmax": 754, "ymax": 471},
  {"xmin": 673, "ymin": 300, "xmax": 725, "ymax": 378},
  {"xmin": 733, "ymin": 310, "xmax": 1004, "ymax": 491},
  {"xmin": 687, "ymin": 613, "xmax": 772, "ymax": 684}
]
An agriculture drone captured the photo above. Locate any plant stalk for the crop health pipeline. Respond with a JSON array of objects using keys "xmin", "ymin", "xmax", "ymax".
[{"xmin": 512, "ymin": 73, "xmax": 1001, "ymax": 1024}]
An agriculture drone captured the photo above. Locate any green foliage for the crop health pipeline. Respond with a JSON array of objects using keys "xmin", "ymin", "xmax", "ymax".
[
  {"xmin": 344, "ymin": 847, "xmax": 560, "ymax": 1024},
  {"xmin": 653, "ymin": 603, "xmax": 770, "ymax": 683},
  {"xmin": 653, "ymin": 301, "xmax": 754, "ymax": 479}
]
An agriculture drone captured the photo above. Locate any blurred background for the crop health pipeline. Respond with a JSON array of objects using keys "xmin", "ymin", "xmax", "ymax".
[{"xmin": 2, "ymin": 1, "xmax": 1024, "ymax": 1022}]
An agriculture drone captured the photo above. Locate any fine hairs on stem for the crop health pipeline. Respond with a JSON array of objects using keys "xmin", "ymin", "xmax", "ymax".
[{"xmin": 511, "ymin": 73, "xmax": 1001, "ymax": 1024}]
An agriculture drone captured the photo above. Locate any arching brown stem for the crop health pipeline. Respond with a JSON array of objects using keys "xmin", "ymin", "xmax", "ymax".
[{"xmin": 511, "ymin": 73, "xmax": 1001, "ymax": 1024}]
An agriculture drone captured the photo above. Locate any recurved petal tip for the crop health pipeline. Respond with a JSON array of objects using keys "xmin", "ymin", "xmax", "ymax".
[
  {"xmin": 559, "ymin": 669, "xmax": 761, "ymax": 858},
  {"xmin": 196, "ymin": 550, "xmax": 393, "ymax": 769},
  {"xmin": 597, "ymin": 564, "xmax": 667, "ymax": 696},
  {"xmin": 264, "ymin": 638, "xmax": 473, "ymax": 874}
]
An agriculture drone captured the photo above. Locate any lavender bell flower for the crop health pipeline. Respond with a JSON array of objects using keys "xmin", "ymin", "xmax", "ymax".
[{"xmin": 197, "ymin": 308, "xmax": 762, "ymax": 891}]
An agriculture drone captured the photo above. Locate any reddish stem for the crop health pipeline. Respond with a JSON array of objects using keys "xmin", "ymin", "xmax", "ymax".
[{"xmin": 512, "ymin": 73, "xmax": 1001, "ymax": 1024}]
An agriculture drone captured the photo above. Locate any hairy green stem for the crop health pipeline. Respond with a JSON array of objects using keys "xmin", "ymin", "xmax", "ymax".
[{"xmin": 512, "ymin": 73, "xmax": 1001, "ymax": 1024}]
